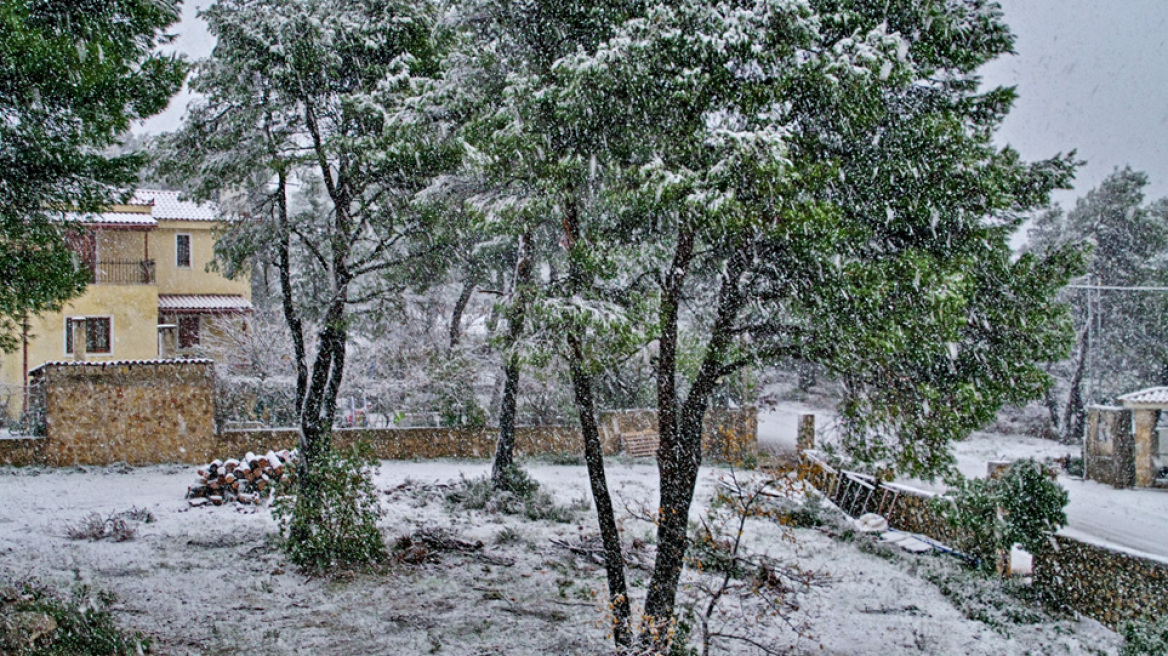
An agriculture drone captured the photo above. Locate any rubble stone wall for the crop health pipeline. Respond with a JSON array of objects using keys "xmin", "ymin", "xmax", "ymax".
[
  {"xmin": 30, "ymin": 361, "xmax": 217, "ymax": 466},
  {"xmin": 1034, "ymin": 535, "xmax": 1168, "ymax": 629},
  {"xmin": 1085, "ymin": 406, "xmax": 1136, "ymax": 488},
  {"xmin": 597, "ymin": 407, "xmax": 758, "ymax": 461},
  {"xmin": 217, "ymin": 425, "xmax": 617, "ymax": 461}
]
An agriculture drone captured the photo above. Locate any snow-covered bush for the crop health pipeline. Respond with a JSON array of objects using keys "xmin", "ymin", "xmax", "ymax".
[
  {"xmin": 936, "ymin": 459, "xmax": 1068, "ymax": 573},
  {"xmin": 273, "ymin": 444, "xmax": 386, "ymax": 572},
  {"xmin": 446, "ymin": 468, "xmax": 586, "ymax": 523},
  {"xmin": 1122, "ymin": 615, "xmax": 1168, "ymax": 655}
]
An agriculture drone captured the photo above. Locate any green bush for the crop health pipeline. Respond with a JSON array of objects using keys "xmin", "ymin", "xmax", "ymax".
[
  {"xmin": 936, "ymin": 459, "xmax": 1068, "ymax": 573},
  {"xmin": 1122, "ymin": 616, "xmax": 1168, "ymax": 655},
  {"xmin": 446, "ymin": 466, "xmax": 584, "ymax": 523},
  {"xmin": 0, "ymin": 581, "xmax": 148, "ymax": 655},
  {"xmin": 272, "ymin": 443, "xmax": 387, "ymax": 572}
]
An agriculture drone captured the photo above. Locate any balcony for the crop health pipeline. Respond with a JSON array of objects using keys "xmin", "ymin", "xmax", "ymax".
[{"xmin": 86, "ymin": 260, "xmax": 156, "ymax": 285}]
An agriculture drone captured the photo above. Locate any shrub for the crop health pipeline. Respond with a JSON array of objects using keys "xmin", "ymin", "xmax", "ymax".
[
  {"xmin": 936, "ymin": 459, "xmax": 1068, "ymax": 573},
  {"xmin": 65, "ymin": 507, "xmax": 153, "ymax": 542},
  {"xmin": 0, "ymin": 580, "xmax": 148, "ymax": 655},
  {"xmin": 446, "ymin": 467, "xmax": 583, "ymax": 523},
  {"xmin": 1122, "ymin": 615, "xmax": 1168, "ymax": 656},
  {"xmin": 272, "ymin": 443, "xmax": 387, "ymax": 572}
]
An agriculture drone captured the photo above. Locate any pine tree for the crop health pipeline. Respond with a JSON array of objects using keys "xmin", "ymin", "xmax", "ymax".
[
  {"xmin": 1027, "ymin": 168, "xmax": 1168, "ymax": 436},
  {"xmin": 155, "ymin": 0, "xmax": 455, "ymax": 513}
]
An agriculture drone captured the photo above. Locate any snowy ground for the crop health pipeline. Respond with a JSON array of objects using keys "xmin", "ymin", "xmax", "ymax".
[
  {"xmin": 759, "ymin": 399, "xmax": 1168, "ymax": 561},
  {"xmin": 0, "ymin": 458, "xmax": 1121, "ymax": 655}
]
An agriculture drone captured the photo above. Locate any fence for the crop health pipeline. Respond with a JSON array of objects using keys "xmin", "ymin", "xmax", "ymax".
[
  {"xmin": 86, "ymin": 260, "xmax": 155, "ymax": 285},
  {"xmin": 799, "ymin": 452, "xmax": 1168, "ymax": 629}
]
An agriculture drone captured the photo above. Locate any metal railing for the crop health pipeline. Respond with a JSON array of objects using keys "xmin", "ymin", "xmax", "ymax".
[{"xmin": 87, "ymin": 260, "xmax": 155, "ymax": 284}]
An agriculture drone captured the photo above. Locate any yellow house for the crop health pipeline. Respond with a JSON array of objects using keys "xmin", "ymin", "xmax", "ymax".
[{"xmin": 0, "ymin": 190, "xmax": 252, "ymax": 419}]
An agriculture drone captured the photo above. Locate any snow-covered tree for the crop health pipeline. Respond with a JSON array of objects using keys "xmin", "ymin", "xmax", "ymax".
[
  {"xmin": 156, "ymin": 0, "xmax": 453, "ymax": 510},
  {"xmin": 538, "ymin": 0, "xmax": 1082, "ymax": 647},
  {"xmin": 1028, "ymin": 168, "xmax": 1168, "ymax": 438}
]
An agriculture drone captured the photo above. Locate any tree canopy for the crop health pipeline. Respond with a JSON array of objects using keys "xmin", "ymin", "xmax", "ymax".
[{"xmin": 0, "ymin": 0, "xmax": 186, "ymax": 352}]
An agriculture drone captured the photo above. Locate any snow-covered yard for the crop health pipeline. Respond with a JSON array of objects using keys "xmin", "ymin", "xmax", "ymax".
[{"xmin": 0, "ymin": 459, "xmax": 1122, "ymax": 655}]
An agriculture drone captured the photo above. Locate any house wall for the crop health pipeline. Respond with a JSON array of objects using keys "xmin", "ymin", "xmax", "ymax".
[
  {"xmin": 0, "ymin": 284, "xmax": 160, "ymax": 419},
  {"xmin": 95, "ymin": 229, "xmax": 148, "ymax": 265},
  {"xmin": 160, "ymin": 312, "xmax": 248, "ymax": 360},
  {"xmin": 153, "ymin": 221, "xmax": 251, "ymax": 297}
]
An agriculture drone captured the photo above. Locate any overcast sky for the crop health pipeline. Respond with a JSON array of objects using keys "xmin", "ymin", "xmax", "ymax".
[{"xmin": 140, "ymin": 0, "xmax": 1168, "ymax": 210}]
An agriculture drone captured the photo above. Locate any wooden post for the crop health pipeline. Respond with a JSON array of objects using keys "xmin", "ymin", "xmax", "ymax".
[{"xmin": 797, "ymin": 414, "xmax": 815, "ymax": 452}]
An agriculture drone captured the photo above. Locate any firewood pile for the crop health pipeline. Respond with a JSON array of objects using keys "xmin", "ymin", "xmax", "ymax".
[{"xmin": 186, "ymin": 450, "xmax": 297, "ymax": 507}]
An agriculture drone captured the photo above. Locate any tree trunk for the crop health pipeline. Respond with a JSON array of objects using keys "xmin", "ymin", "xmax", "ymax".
[
  {"xmin": 641, "ymin": 228, "xmax": 695, "ymax": 648},
  {"xmin": 299, "ymin": 304, "xmax": 347, "ymax": 475},
  {"xmin": 1042, "ymin": 379, "xmax": 1061, "ymax": 441},
  {"xmin": 273, "ymin": 171, "xmax": 309, "ymax": 416},
  {"xmin": 642, "ymin": 244, "xmax": 746, "ymax": 652},
  {"xmin": 567, "ymin": 333, "xmax": 631, "ymax": 648},
  {"xmin": 492, "ymin": 230, "xmax": 534, "ymax": 489},
  {"xmin": 449, "ymin": 278, "xmax": 475, "ymax": 350},
  {"xmin": 1062, "ymin": 326, "xmax": 1089, "ymax": 445},
  {"xmin": 492, "ymin": 360, "xmax": 521, "ymax": 482}
]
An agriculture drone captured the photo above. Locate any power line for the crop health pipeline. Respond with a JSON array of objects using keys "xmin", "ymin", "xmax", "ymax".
[{"xmin": 1066, "ymin": 284, "xmax": 1168, "ymax": 292}]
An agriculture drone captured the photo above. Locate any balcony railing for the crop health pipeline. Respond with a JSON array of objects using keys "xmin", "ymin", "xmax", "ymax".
[{"xmin": 86, "ymin": 260, "xmax": 156, "ymax": 284}]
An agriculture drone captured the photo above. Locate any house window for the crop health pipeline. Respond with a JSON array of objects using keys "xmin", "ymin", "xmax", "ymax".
[
  {"xmin": 178, "ymin": 315, "xmax": 200, "ymax": 349},
  {"xmin": 176, "ymin": 234, "xmax": 192, "ymax": 268},
  {"xmin": 65, "ymin": 317, "xmax": 112, "ymax": 354},
  {"xmin": 86, "ymin": 317, "xmax": 111, "ymax": 353}
]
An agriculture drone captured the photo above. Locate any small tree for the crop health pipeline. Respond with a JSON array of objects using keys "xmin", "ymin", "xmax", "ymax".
[
  {"xmin": 157, "ymin": 0, "xmax": 452, "ymax": 568},
  {"xmin": 937, "ymin": 459, "xmax": 1068, "ymax": 574}
]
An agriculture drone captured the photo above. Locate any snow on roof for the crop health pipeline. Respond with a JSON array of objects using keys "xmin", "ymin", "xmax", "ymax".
[
  {"xmin": 130, "ymin": 189, "xmax": 219, "ymax": 221},
  {"xmin": 62, "ymin": 210, "xmax": 157, "ymax": 227},
  {"xmin": 158, "ymin": 295, "xmax": 253, "ymax": 312},
  {"xmin": 1117, "ymin": 387, "xmax": 1168, "ymax": 408},
  {"xmin": 29, "ymin": 358, "xmax": 213, "ymax": 375}
]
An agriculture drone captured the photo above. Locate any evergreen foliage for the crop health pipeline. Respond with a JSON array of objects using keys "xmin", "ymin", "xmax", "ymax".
[
  {"xmin": 0, "ymin": 0, "xmax": 185, "ymax": 351},
  {"xmin": 1122, "ymin": 615, "xmax": 1168, "ymax": 656},
  {"xmin": 1028, "ymin": 168, "xmax": 1168, "ymax": 403},
  {"xmin": 937, "ymin": 459, "xmax": 1068, "ymax": 573},
  {"xmin": 272, "ymin": 444, "xmax": 387, "ymax": 572}
]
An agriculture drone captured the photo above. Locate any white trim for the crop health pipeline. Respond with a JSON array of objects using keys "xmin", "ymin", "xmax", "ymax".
[{"xmin": 175, "ymin": 233, "xmax": 192, "ymax": 269}]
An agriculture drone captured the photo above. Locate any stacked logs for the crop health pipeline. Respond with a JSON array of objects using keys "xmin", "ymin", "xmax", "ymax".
[{"xmin": 186, "ymin": 450, "xmax": 296, "ymax": 507}]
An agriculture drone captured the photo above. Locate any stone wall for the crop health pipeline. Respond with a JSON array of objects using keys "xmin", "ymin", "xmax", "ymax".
[
  {"xmin": 1085, "ymin": 406, "xmax": 1135, "ymax": 488},
  {"xmin": 216, "ymin": 425, "xmax": 618, "ymax": 461},
  {"xmin": 28, "ymin": 361, "xmax": 217, "ymax": 466},
  {"xmin": 800, "ymin": 456, "xmax": 974, "ymax": 555},
  {"xmin": 597, "ymin": 407, "xmax": 759, "ymax": 461},
  {"xmin": 801, "ymin": 455, "xmax": 1168, "ymax": 629},
  {"xmin": 1034, "ymin": 535, "xmax": 1168, "ymax": 629},
  {"xmin": 5, "ymin": 364, "xmax": 755, "ymax": 467}
]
